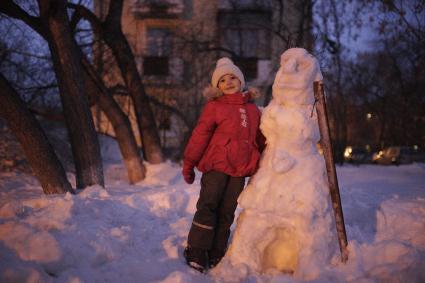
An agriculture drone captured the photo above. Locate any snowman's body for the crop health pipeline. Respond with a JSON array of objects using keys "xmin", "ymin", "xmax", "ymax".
[{"xmin": 217, "ymin": 48, "xmax": 337, "ymax": 280}]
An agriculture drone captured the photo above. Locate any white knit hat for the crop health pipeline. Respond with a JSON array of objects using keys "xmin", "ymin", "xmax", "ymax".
[{"xmin": 211, "ymin": 57, "xmax": 245, "ymax": 90}]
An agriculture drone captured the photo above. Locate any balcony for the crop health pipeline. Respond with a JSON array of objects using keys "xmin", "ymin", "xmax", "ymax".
[{"xmin": 131, "ymin": 0, "xmax": 184, "ymax": 19}]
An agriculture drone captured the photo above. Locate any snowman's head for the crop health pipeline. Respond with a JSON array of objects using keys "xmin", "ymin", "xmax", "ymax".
[{"xmin": 272, "ymin": 48, "xmax": 323, "ymax": 105}]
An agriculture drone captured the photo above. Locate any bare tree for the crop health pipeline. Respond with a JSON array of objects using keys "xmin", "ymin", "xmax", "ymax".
[
  {"xmin": 0, "ymin": 73, "xmax": 73, "ymax": 194},
  {"xmin": 70, "ymin": 0, "xmax": 164, "ymax": 164},
  {"xmin": 345, "ymin": 0, "xmax": 425, "ymax": 148},
  {"xmin": 314, "ymin": 0, "xmax": 354, "ymax": 163},
  {"xmin": 39, "ymin": 0, "xmax": 104, "ymax": 188},
  {"xmin": 81, "ymin": 57, "xmax": 146, "ymax": 183},
  {"xmin": 1, "ymin": 2, "xmax": 146, "ymax": 184},
  {"xmin": 375, "ymin": 0, "xmax": 425, "ymax": 146},
  {"xmin": 0, "ymin": 0, "xmax": 105, "ymax": 188},
  {"xmin": 313, "ymin": 0, "xmax": 425, "ymax": 156}
]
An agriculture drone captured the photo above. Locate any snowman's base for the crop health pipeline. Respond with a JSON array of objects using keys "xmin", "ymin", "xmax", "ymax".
[
  {"xmin": 224, "ymin": 211, "xmax": 302, "ymax": 275},
  {"xmin": 261, "ymin": 227, "xmax": 299, "ymax": 274},
  {"xmin": 223, "ymin": 208, "xmax": 336, "ymax": 281}
]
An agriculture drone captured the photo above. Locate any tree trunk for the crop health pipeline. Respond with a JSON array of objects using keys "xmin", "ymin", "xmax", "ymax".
[
  {"xmin": 70, "ymin": 1, "xmax": 165, "ymax": 164},
  {"xmin": 101, "ymin": 1, "xmax": 163, "ymax": 164},
  {"xmin": 38, "ymin": 0, "xmax": 104, "ymax": 189},
  {"xmin": 0, "ymin": 74, "xmax": 73, "ymax": 194},
  {"xmin": 81, "ymin": 58, "xmax": 146, "ymax": 183},
  {"xmin": 103, "ymin": 36, "xmax": 163, "ymax": 164},
  {"xmin": 0, "ymin": 0, "xmax": 142, "ymax": 183}
]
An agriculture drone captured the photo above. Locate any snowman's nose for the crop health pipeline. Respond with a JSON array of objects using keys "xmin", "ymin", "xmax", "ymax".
[{"xmin": 282, "ymin": 58, "xmax": 298, "ymax": 73}]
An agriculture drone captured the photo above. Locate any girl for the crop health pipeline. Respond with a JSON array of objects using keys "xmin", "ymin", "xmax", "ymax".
[{"xmin": 182, "ymin": 57, "xmax": 265, "ymax": 272}]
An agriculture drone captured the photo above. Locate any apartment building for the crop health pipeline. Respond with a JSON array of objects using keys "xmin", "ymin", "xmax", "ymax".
[{"xmin": 93, "ymin": 0, "xmax": 310, "ymax": 153}]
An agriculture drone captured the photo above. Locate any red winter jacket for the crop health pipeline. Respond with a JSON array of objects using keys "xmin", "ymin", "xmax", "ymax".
[{"xmin": 183, "ymin": 91, "xmax": 265, "ymax": 177}]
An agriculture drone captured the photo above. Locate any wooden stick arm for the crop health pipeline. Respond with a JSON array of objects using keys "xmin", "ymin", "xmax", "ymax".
[{"xmin": 313, "ymin": 81, "xmax": 349, "ymax": 262}]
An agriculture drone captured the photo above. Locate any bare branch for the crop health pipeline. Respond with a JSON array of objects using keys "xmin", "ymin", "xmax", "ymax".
[{"xmin": 0, "ymin": 0, "xmax": 45, "ymax": 37}]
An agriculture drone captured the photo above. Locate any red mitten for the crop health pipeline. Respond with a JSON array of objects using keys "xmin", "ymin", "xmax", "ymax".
[{"xmin": 182, "ymin": 162, "xmax": 195, "ymax": 184}]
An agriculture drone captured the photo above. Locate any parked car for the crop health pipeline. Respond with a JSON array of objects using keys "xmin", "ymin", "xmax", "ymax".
[
  {"xmin": 344, "ymin": 146, "xmax": 371, "ymax": 164},
  {"xmin": 372, "ymin": 146, "xmax": 425, "ymax": 165}
]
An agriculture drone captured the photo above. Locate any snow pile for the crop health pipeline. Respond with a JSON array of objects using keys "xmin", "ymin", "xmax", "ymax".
[
  {"xmin": 338, "ymin": 197, "xmax": 425, "ymax": 283},
  {"xmin": 0, "ymin": 156, "xmax": 204, "ymax": 283},
  {"xmin": 216, "ymin": 48, "xmax": 338, "ymax": 281}
]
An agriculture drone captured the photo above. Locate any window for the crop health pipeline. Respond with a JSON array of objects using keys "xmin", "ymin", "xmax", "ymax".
[
  {"xmin": 131, "ymin": 0, "xmax": 184, "ymax": 19},
  {"xmin": 149, "ymin": 4, "xmax": 168, "ymax": 18},
  {"xmin": 224, "ymin": 29, "xmax": 260, "ymax": 58},
  {"xmin": 218, "ymin": 10, "xmax": 272, "ymax": 80},
  {"xmin": 233, "ymin": 57, "xmax": 258, "ymax": 81},
  {"xmin": 143, "ymin": 28, "xmax": 171, "ymax": 76},
  {"xmin": 143, "ymin": 57, "xmax": 169, "ymax": 76},
  {"xmin": 223, "ymin": 28, "xmax": 260, "ymax": 79}
]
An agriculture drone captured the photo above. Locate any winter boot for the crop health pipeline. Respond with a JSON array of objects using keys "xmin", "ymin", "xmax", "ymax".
[
  {"xmin": 208, "ymin": 249, "xmax": 226, "ymax": 269},
  {"xmin": 184, "ymin": 246, "xmax": 208, "ymax": 273}
]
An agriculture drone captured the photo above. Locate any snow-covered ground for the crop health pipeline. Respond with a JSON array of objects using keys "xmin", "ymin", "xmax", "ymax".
[{"xmin": 0, "ymin": 137, "xmax": 424, "ymax": 283}]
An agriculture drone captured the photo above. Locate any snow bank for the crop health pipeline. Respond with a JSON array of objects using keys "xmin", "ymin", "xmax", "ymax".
[{"xmin": 0, "ymin": 135, "xmax": 424, "ymax": 282}]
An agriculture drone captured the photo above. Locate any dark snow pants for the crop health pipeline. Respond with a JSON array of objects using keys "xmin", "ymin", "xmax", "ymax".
[{"xmin": 187, "ymin": 170, "xmax": 245, "ymax": 252}]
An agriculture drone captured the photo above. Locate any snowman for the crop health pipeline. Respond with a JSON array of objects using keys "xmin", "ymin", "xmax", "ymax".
[{"xmin": 216, "ymin": 48, "xmax": 338, "ymax": 281}]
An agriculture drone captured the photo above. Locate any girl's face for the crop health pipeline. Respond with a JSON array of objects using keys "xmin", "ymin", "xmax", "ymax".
[{"xmin": 218, "ymin": 74, "xmax": 242, "ymax": 94}]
